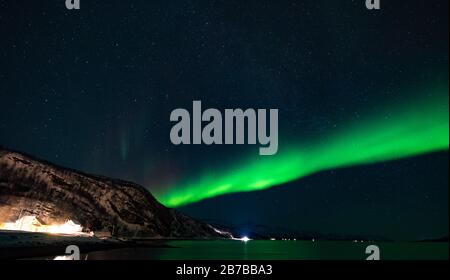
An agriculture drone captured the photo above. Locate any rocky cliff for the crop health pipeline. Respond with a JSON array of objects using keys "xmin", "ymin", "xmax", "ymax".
[{"xmin": 0, "ymin": 147, "xmax": 229, "ymax": 238}]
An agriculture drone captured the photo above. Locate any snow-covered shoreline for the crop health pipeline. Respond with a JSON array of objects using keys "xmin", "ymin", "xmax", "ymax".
[{"xmin": 0, "ymin": 230, "xmax": 125, "ymax": 259}]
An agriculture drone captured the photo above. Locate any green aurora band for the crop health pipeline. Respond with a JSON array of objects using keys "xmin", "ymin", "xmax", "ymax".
[{"xmin": 157, "ymin": 89, "xmax": 449, "ymax": 208}]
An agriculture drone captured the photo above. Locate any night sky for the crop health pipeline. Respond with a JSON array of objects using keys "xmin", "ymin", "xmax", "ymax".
[{"xmin": 0, "ymin": 0, "xmax": 448, "ymax": 240}]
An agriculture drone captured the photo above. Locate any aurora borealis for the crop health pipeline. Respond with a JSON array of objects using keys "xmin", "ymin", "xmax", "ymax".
[
  {"xmin": 0, "ymin": 0, "xmax": 448, "ymax": 240},
  {"xmin": 158, "ymin": 90, "xmax": 449, "ymax": 207}
]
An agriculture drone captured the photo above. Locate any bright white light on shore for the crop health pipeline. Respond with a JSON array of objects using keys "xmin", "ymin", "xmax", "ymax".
[
  {"xmin": 53, "ymin": 255, "xmax": 74, "ymax": 260},
  {"xmin": 0, "ymin": 215, "xmax": 92, "ymax": 236},
  {"xmin": 235, "ymin": 236, "xmax": 251, "ymax": 242}
]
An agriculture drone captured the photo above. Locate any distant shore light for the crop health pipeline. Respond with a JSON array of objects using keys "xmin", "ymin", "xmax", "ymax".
[
  {"xmin": 233, "ymin": 236, "xmax": 251, "ymax": 242},
  {"xmin": 240, "ymin": 236, "xmax": 251, "ymax": 242}
]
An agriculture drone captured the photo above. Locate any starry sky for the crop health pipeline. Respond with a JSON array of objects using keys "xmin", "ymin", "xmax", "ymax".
[{"xmin": 0, "ymin": 0, "xmax": 448, "ymax": 240}]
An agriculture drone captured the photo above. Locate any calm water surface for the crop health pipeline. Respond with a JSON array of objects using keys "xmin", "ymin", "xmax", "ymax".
[{"xmin": 71, "ymin": 240, "xmax": 449, "ymax": 260}]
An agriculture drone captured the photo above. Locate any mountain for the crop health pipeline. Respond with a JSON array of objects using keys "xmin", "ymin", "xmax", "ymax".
[
  {"xmin": 0, "ymin": 147, "xmax": 229, "ymax": 239},
  {"xmin": 419, "ymin": 236, "xmax": 449, "ymax": 242}
]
